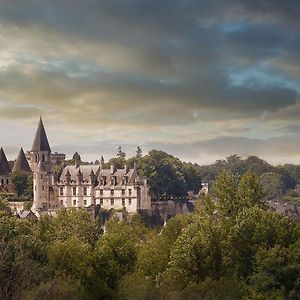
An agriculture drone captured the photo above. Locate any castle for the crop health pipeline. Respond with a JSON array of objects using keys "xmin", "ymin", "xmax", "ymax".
[{"xmin": 0, "ymin": 118, "xmax": 151, "ymax": 216}]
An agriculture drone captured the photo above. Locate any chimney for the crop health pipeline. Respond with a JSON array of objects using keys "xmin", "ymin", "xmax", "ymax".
[{"xmin": 110, "ymin": 164, "xmax": 115, "ymax": 174}]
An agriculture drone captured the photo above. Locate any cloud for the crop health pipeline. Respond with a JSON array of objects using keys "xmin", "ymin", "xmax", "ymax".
[{"xmin": 0, "ymin": 0, "xmax": 300, "ymax": 164}]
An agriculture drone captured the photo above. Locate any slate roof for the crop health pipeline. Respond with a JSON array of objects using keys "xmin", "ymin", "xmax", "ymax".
[
  {"xmin": 59, "ymin": 165, "xmax": 137, "ymax": 186},
  {"xmin": 0, "ymin": 147, "xmax": 11, "ymax": 175},
  {"xmin": 12, "ymin": 148, "xmax": 32, "ymax": 173},
  {"xmin": 31, "ymin": 118, "xmax": 51, "ymax": 152},
  {"xmin": 60, "ymin": 165, "xmax": 100, "ymax": 182}
]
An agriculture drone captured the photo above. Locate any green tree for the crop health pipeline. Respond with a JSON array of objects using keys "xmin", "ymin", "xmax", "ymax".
[
  {"xmin": 117, "ymin": 146, "xmax": 126, "ymax": 158},
  {"xmin": 136, "ymin": 146, "xmax": 142, "ymax": 158},
  {"xmin": 12, "ymin": 171, "xmax": 30, "ymax": 198}
]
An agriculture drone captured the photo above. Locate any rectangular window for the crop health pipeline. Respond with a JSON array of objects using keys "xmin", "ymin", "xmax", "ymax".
[
  {"xmin": 122, "ymin": 189, "xmax": 125, "ymax": 195},
  {"xmin": 60, "ymin": 187, "xmax": 63, "ymax": 196},
  {"xmin": 111, "ymin": 189, "xmax": 114, "ymax": 195},
  {"xmin": 73, "ymin": 199, "xmax": 76, "ymax": 206},
  {"xmin": 129, "ymin": 189, "xmax": 132, "ymax": 196},
  {"xmin": 60, "ymin": 200, "xmax": 63, "ymax": 205},
  {"xmin": 84, "ymin": 199, "xmax": 87, "ymax": 205},
  {"xmin": 100, "ymin": 198, "xmax": 103, "ymax": 205},
  {"xmin": 129, "ymin": 199, "xmax": 132, "ymax": 205},
  {"xmin": 111, "ymin": 199, "xmax": 114, "ymax": 205},
  {"xmin": 84, "ymin": 187, "xmax": 87, "ymax": 196},
  {"xmin": 42, "ymin": 186, "xmax": 44, "ymax": 191},
  {"xmin": 73, "ymin": 187, "xmax": 76, "ymax": 196},
  {"xmin": 122, "ymin": 198, "xmax": 125, "ymax": 206},
  {"xmin": 100, "ymin": 189, "xmax": 103, "ymax": 195}
]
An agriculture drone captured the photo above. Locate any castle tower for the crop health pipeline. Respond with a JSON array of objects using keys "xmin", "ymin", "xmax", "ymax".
[
  {"xmin": 0, "ymin": 147, "xmax": 12, "ymax": 186},
  {"xmin": 30, "ymin": 118, "xmax": 53, "ymax": 213},
  {"xmin": 12, "ymin": 148, "xmax": 32, "ymax": 174},
  {"xmin": 30, "ymin": 117, "xmax": 52, "ymax": 172}
]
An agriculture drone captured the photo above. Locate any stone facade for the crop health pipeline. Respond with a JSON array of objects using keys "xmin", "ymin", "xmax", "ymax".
[{"xmin": 27, "ymin": 118, "xmax": 151, "ymax": 216}]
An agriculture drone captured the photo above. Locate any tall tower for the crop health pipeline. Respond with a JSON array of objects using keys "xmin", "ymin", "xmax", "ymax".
[{"xmin": 30, "ymin": 118, "xmax": 53, "ymax": 212}]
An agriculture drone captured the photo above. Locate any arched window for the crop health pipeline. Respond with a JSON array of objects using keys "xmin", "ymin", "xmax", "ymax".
[
  {"xmin": 1, "ymin": 179, "xmax": 4, "ymax": 186},
  {"xmin": 6, "ymin": 179, "xmax": 9, "ymax": 185}
]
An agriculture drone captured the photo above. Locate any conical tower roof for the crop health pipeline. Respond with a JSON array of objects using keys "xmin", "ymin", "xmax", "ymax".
[
  {"xmin": 0, "ymin": 147, "xmax": 11, "ymax": 175},
  {"xmin": 31, "ymin": 118, "xmax": 51, "ymax": 152},
  {"xmin": 12, "ymin": 148, "xmax": 32, "ymax": 173}
]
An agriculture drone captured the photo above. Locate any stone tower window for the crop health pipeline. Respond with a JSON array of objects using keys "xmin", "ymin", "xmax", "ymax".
[
  {"xmin": 73, "ymin": 187, "xmax": 76, "ymax": 196},
  {"xmin": 84, "ymin": 187, "xmax": 87, "ymax": 196},
  {"xmin": 1, "ymin": 179, "xmax": 4, "ymax": 185},
  {"xmin": 73, "ymin": 199, "xmax": 76, "ymax": 206},
  {"xmin": 60, "ymin": 187, "xmax": 64, "ymax": 196},
  {"xmin": 111, "ymin": 199, "xmax": 114, "ymax": 205}
]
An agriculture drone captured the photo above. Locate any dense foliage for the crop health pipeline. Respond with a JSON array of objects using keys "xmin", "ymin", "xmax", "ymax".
[{"xmin": 0, "ymin": 172, "xmax": 299, "ymax": 299}]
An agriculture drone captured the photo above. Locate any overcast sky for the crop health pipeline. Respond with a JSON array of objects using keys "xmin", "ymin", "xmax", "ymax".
[{"xmin": 1, "ymin": 0, "xmax": 300, "ymax": 165}]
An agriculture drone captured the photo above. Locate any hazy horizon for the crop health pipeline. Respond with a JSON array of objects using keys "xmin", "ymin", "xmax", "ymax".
[{"xmin": 1, "ymin": 1, "xmax": 300, "ymax": 165}]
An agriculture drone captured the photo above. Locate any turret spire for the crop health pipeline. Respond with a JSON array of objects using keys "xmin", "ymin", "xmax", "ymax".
[
  {"xmin": 12, "ymin": 148, "xmax": 32, "ymax": 173},
  {"xmin": 31, "ymin": 118, "xmax": 51, "ymax": 152},
  {"xmin": 0, "ymin": 147, "xmax": 11, "ymax": 175}
]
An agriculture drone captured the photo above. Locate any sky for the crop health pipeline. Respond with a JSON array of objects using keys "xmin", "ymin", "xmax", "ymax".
[{"xmin": 0, "ymin": 0, "xmax": 300, "ymax": 165}]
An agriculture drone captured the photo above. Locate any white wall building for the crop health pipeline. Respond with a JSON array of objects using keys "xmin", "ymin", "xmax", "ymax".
[{"xmin": 28, "ymin": 118, "xmax": 151, "ymax": 216}]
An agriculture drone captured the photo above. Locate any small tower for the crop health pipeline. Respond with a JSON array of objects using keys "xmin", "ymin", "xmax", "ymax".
[
  {"xmin": 30, "ymin": 117, "xmax": 52, "ymax": 172},
  {"xmin": 12, "ymin": 148, "xmax": 32, "ymax": 174},
  {"xmin": 30, "ymin": 118, "xmax": 53, "ymax": 213},
  {"xmin": 0, "ymin": 147, "xmax": 12, "ymax": 186},
  {"xmin": 32, "ymin": 161, "xmax": 49, "ymax": 211}
]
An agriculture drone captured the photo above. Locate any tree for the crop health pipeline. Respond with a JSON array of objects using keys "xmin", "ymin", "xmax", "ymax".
[
  {"xmin": 139, "ymin": 150, "xmax": 186, "ymax": 200},
  {"xmin": 12, "ymin": 171, "xmax": 32, "ymax": 199},
  {"xmin": 116, "ymin": 146, "xmax": 126, "ymax": 158},
  {"xmin": 213, "ymin": 170, "xmax": 239, "ymax": 218},
  {"xmin": 260, "ymin": 172, "xmax": 286, "ymax": 201},
  {"xmin": 238, "ymin": 172, "xmax": 265, "ymax": 210},
  {"xmin": 136, "ymin": 146, "xmax": 143, "ymax": 158},
  {"xmin": 227, "ymin": 207, "xmax": 299, "ymax": 278},
  {"xmin": 72, "ymin": 152, "xmax": 81, "ymax": 162}
]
